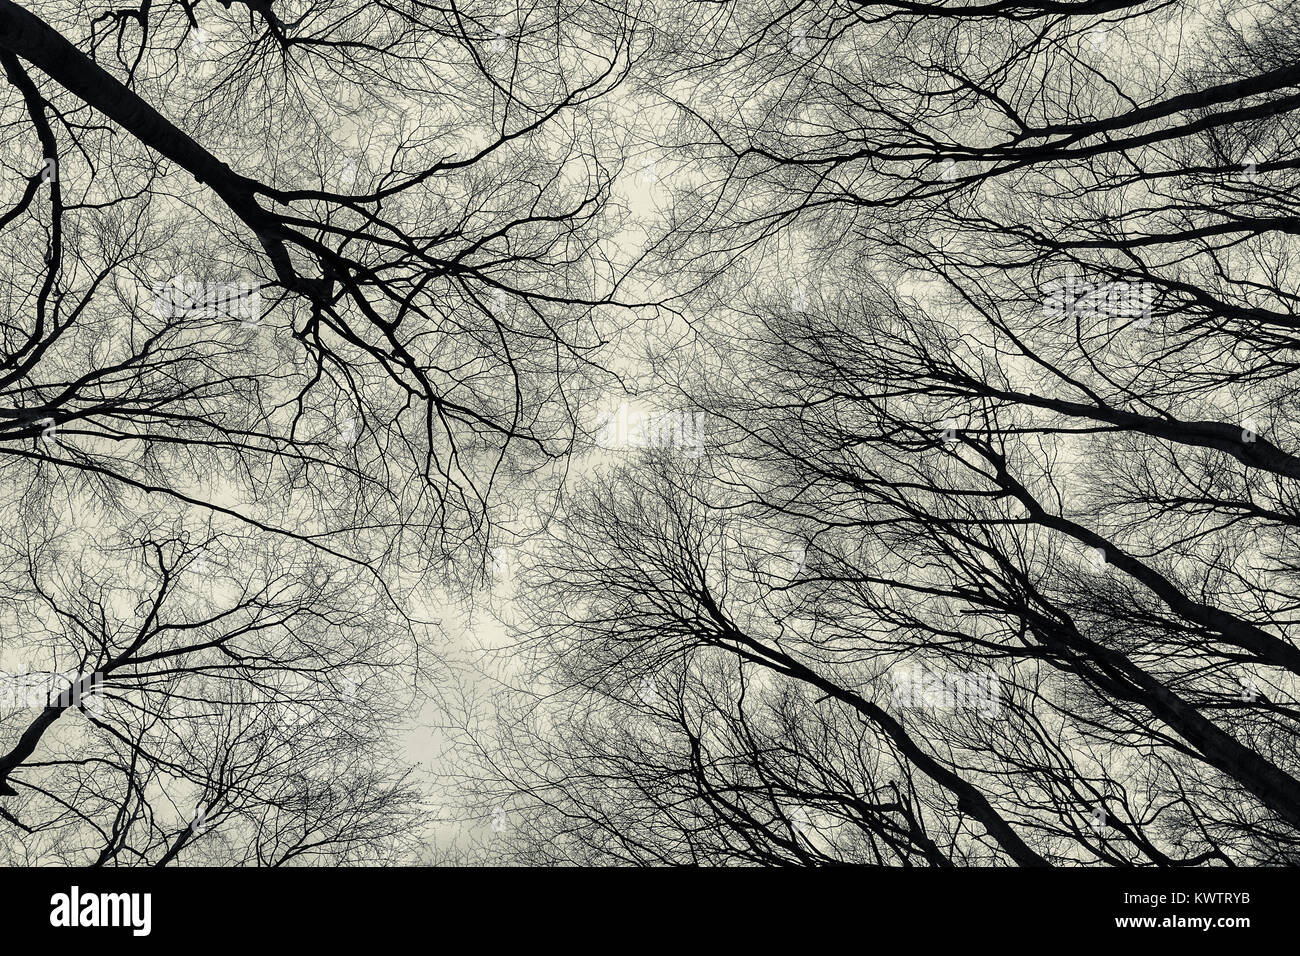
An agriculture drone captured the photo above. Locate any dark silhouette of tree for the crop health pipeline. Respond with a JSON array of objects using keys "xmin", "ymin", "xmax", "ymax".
[
  {"xmin": 0, "ymin": 0, "xmax": 646, "ymax": 863},
  {"xmin": 0, "ymin": 519, "xmax": 429, "ymax": 863},
  {"xmin": 449, "ymin": 0, "xmax": 1300, "ymax": 866},
  {"xmin": 9, "ymin": 0, "xmax": 1299, "ymax": 869}
]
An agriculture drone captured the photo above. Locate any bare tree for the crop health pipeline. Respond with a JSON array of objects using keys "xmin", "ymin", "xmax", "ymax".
[
  {"xmin": 450, "ymin": 0, "xmax": 1300, "ymax": 866},
  {"xmin": 0, "ymin": 0, "xmax": 648, "ymax": 863}
]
